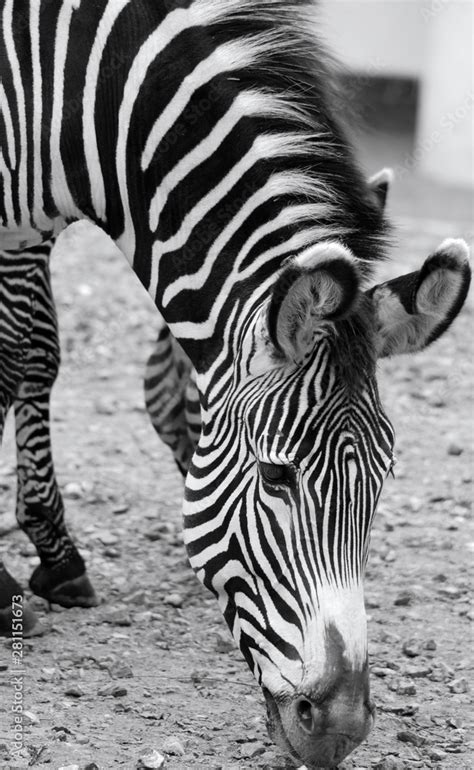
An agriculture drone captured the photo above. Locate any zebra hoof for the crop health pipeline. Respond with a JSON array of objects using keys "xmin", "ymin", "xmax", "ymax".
[
  {"xmin": 29, "ymin": 562, "xmax": 100, "ymax": 609},
  {"xmin": 0, "ymin": 601, "xmax": 46, "ymax": 637},
  {"xmin": 0, "ymin": 565, "xmax": 46, "ymax": 637}
]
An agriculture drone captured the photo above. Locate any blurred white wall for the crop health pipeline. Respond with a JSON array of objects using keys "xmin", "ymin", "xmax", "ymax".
[
  {"xmin": 318, "ymin": 0, "xmax": 474, "ymax": 188},
  {"xmin": 319, "ymin": 0, "xmax": 427, "ymax": 77},
  {"xmin": 416, "ymin": 2, "xmax": 473, "ymax": 187}
]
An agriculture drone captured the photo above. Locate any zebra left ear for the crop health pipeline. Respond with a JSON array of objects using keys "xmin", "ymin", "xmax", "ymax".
[
  {"xmin": 267, "ymin": 242, "xmax": 360, "ymax": 363},
  {"xmin": 368, "ymin": 238, "xmax": 471, "ymax": 358},
  {"xmin": 368, "ymin": 167, "xmax": 392, "ymax": 211}
]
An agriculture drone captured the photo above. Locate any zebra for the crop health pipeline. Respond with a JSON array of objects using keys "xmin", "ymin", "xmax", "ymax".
[
  {"xmin": 0, "ymin": 1, "xmax": 470, "ymax": 766},
  {"xmin": 0, "ymin": 167, "xmax": 388, "ymax": 628}
]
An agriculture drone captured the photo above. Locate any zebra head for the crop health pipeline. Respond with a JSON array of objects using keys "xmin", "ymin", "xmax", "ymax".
[{"xmin": 184, "ymin": 236, "xmax": 470, "ymax": 768}]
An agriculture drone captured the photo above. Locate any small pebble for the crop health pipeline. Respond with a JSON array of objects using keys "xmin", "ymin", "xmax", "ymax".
[
  {"xmin": 137, "ymin": 749, "xmax": 165, "ymax": 769},
  {"xmin": 447, "ymin": 441, "xmax": 463, "ymax": 456},
  {"xmin": 433, "ymin": 573, "xmax": 447, "ymax": 582},
  {"xmin": 396, "ymin": 680, "xmax": 417, "ymax": 696},
  {"xmin": 162, "ymin": 735, "xmax": 185, "ymax": 756},
  {"xmin": 164, "ymin": 592, "xmax": 183, "ymax": 608},
  {"xmin": 387, "ymin": 678, "xmax": 400, "ymax": 693},
  {"xmin": 23, "ymin": 710, "xmax": 39, "ymax": 724},
  {"xmin": 95, "ymin": 397, "xmax": 117, "ymax": 415},
  {"xmin": 448, "ymin": 677, "xmax": 469, "ymax": 693},
  {"xmin": 382, "ymin": 700, "xmax": 418, "ymax": 716},
  {"xmin": 404, "ymin": 664, "xmax": 431, "ymax": 678},
  {"xmin": 402, "ymin": 638, "xmax": 423, "ymax": 657},
  {"xmin": 447, "ymin": 716, "xmax": 463, "ymax": 728},
  {"xmin": 408, "ymin": 496, "xmax": 423, "ymax": 512},
  {"xmin": 145, "ymin": 527, "xmax": 164, "ymax": 541},
  {"xmin": 437, "ymin": 585, "xmax": 464, "ymax": 599},
  {"xmin": 428, "ymin": 748, "xmax": 448, "ymax": 761},
  {"xmin": 372, "ymin": 667, "xmax": 392, "ymax": 678},
  {"xmin": 239, "ymin": 742, "xmax": 265, "ymax": 758},
  {"xmin": 397, "ymin": 729, "xmax": 425, "ymax": 747},
  {"xmin": 40, "ymin": 667, "xmax": 58, "ymax": 682},
  {"xmin": 53, "ymin": 725, "xmax": 73, "ymax": 735},
  {"xmin": 95, "ymin": 530, "xmax": 119, "ymax": 546},
  {"xmin": 103, "ymin": 609, "xmax": 132, "ymax": 626},
  {"xmin": 190, "ymin": 668, "xmax": 208, "ymax": 684},
  {"xmin": 135, "ymin": 611, "xmax": 153, "ymax": 624},
  {"xmin": 366, "ymin": 597, "xmax": 381, "ymax": 609},
  {"xmin": 429, "ymin": 661, "xmax": 454, "ymax": 682},
  {"xmin": 65, "ymin": 685, "xmax": 85, "ymax": 697},
  {"xmin": 415, "ymin": 712, "xmax": 432, "ymax": 728},
  {"xmin": 104, "ymin": 547, "xmax": 121, "ymax": 558},
  {"xmin": 97, "ymin": 683, "xmax": 128, "ymax": 697},
  {"xmin": 109, "ymin": 663, "xmax": 134, "ymax": 679},
  {"xmin": 125, "ymin": 590, "xmax": 148, "ymax": 606},
  {"xmin": 112, "ymin": 505, "xmax": 129, "ymax": 515},
  {"xmin": 394, "ymin": 591, "xmax": 413, "ymax": 606},
  {"xmin": 372, "ymin": 757, "xmax": 405, "ymax": 770},
  {"xmin": 63, "ymin": 482, "xmax": 83, "ymax": 499}
]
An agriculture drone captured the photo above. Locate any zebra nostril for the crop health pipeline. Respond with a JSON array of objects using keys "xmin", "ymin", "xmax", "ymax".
[{"xmin": 296, "ymin": 697, "xmax": 314, "ymax": 734}]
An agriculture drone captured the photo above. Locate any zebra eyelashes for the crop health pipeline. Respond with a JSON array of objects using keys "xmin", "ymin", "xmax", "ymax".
[{"xmin": 259, "ymin": 462, "xmax": 295, "ymax": 487}]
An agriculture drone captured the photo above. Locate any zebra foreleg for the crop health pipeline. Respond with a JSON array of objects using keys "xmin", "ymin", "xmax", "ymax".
[
  {"xmin": 13, "ymin": 256, "xmax": 97, "ymax": 608},
  {"xmin": 15, "ymin": 394, "xmax": 98, "ymax": 608}
]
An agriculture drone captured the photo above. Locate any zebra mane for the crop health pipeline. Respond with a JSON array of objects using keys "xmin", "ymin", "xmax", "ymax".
[
  {"xmin": 187, "ymin": 0, "xmax": 390, "ymax": 271},
  {"xmin": 330, "ymin": 304, "xmax": 378, "ymax": 390}
]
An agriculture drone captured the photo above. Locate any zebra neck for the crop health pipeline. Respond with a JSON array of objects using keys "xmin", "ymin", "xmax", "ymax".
[{"xmin": 0, "ymin": 0, "xmax": 388, "ymax": 373}]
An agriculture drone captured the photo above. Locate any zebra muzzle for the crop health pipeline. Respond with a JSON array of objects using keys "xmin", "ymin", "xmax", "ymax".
[{"xmin": 263, "ymin": 666, "xmax": 375, "ymax": 768}]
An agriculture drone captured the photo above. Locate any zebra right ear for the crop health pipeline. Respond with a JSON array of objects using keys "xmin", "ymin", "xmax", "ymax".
[{"xmin": 267, "ymin": 242, "xmax": 360, "ymax": 364}]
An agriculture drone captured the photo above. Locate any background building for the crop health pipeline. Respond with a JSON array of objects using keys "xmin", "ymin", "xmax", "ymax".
[{"xmin": 319, "ymin": 0, "xmax": 473, "ymax": 190}]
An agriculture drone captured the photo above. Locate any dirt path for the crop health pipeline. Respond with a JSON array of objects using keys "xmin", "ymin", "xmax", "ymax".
[{"xmin": 0, "ymin": 217, "xmax": 472, "ymax": 769}]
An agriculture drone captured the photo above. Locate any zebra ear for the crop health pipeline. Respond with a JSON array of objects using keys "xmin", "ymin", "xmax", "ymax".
[
  {"xmin": 368, "ymin": 239, "xmax": 471, "ymax": 358},
  {"xmin": 368, "ymin": 167, "xmax": 392, "ymax": 211},
  {"xmin": 267, "ymin": 242, "xmax": 360, "ymax": 363}
]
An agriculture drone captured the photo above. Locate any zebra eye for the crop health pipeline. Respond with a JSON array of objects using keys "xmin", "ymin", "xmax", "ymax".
[{"xmin": 259, "ymin": 462, "xmax": 292, "ymax": 486}]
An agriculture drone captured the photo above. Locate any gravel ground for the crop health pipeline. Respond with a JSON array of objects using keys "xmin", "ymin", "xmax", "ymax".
[{"xmin": 0, "ymin": 184, "xmax": 472, "ymax": 769}]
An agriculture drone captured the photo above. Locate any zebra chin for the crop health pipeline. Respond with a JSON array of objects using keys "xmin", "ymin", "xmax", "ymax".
[{"xmin": 262, "ymin": 665, "xmax": 375, "ymax": 769}]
